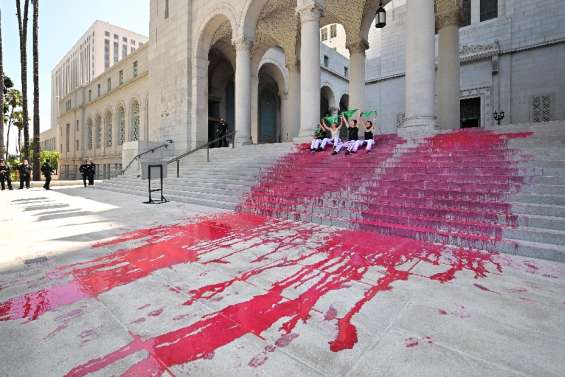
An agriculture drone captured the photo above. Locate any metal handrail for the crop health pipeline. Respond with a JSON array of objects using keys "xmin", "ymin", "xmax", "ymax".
[
  {"xmin": 168, "ymin": 130, "xmax": 236, "ymax": 177},
  {"xmin": 121, "ymin": 140, "xmax": 173, "ymax": 176}
]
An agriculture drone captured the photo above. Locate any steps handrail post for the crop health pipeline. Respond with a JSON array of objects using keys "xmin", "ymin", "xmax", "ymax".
[
  {"xmin": 176, "ymin": 160, "xmax": 180, "ymax": 178},
  {"xmin": 207, "ymin": 145, "xmax": 210, "ymax": 163}
]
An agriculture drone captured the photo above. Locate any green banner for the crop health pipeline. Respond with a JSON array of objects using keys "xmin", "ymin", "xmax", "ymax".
[
  {"xmin": 324, "ymin": 115, "xmax": 339, "ymax": 125},
  {"xmin": 342, "ymin": 109, "xmax": 359, "ymax": 120},
  {"xmin": 361, "ymin": 110, "xmax": 378, "ymax": 118}
]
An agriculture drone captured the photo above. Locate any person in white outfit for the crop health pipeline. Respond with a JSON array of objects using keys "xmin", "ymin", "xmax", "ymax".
[
  {"xmin": 358, "ymin": 116, "xmax": 376, "ymax": 152},
  {"xmin": 333, "ymin": 112, "xmax": 361, "ymax": 155},
  {"xmin": 320, "ymin": 118, "xmax": 343, "ymax": 152}
]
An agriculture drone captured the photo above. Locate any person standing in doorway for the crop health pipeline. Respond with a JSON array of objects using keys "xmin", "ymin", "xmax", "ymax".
[
  {"xmin": 87, "ymin": 160, "xmax": 96, "ymax": 186},
  {"xmin": 0, "ymin": 159, "xmax": 13, "ymax": 191},
  {"xmin": 79, "ymin": 160, "xmax": 89, "ymax": 187},
  {"xmin": 18, "ymin": 160, "xmax": 32, "ymax": 189},
  {"xmin": 216, "ymin": 118, "xmax": 229, "ymax": 148},
  {"xmin": 41, "ymin": 160, "xmax": 54, "ymax": 190}
]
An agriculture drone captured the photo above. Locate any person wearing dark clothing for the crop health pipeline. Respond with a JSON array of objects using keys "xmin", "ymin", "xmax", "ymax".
[
  {"xmin": 216, "ymin": 118, "xmax": 229, "ymax": 148},
  {"xmin": 18, "ymin": 160, "xmax": 32, "ymax": 189},
  {"xmin": 41, "ymin": 161, "xmax": 54, "ymax": 190},
  {"xmin": 87, "ymin": 160, "xmax": 96, "ymax": 186},
  {"xmin": 0, "ymin": 160, "xmax": 13, "ymax": 191},
  {"xmin": 79, "ymin": 161, "xmax": 89, "ymax": 187}
]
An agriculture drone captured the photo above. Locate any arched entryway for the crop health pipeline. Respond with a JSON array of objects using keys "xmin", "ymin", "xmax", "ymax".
[
  {"xmin": 257, "ymin": 62, "xmax": 285, "ymax": 144},
  {"xmin": 321, "ymin": 85, "xmax": 336, "ymax": 119},
  {"xmin": 208, "ymin": 46, "xmax": 235, "ymax": 144}
]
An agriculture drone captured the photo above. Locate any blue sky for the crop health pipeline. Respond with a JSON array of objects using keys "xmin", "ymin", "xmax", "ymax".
[{"xmin": 1, "ymin": 0, "xmax": 149, "ymax": 137}]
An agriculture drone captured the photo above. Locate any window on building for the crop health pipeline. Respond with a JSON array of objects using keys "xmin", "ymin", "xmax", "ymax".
[
  {"xmin": 330, "ymin": 24, "xmax": 337, "ymax": 38},
  {"xmin": 131, "ymin": 46, "xmax": 136, "ymax": 53},
  {"xmin": 119, "ymin": 70, "xmax": 124, "ymax": 85},
  {"xmin": 131, "ymin": 39, "xmax": 136, "ymax": 46},
  {"xmin": 165, "ymin": 0, "xmax": 170, "ymax": 19},
  {"xmin": 323, "ymin": 55, "xmax": 329, "ymax": 68},
  {"xmin": 97, "ymin": 84, "xmax": 101, "ymax": 97},
  {"xmin": 105, "ymin": 112, "xmax": 113, "ymax": 147},
  {"xmin": 461, "ymin": 0, "xmax": 471, "ymax": 27},
  {"xmin": 104, "ymin": 39, "xmax": 110, "ymax": 69},
  {"xmin": 118, "ymin": 106, "xmax": 126, "ymax": 145},
  {"xmin": 76, "ymin": 140, "xmax": 79, "ymax": 151},
  {"xmin": 133, "ymin": 61, "xmax": 139, "ymax": 77},
  {"xmin": 532, "ymin": 95, "xmax": 552, "ymax": 123},
  {"xmin": 114, "ymin": 34, "xmax": 119, "ymax": 40},
  {"xmin": 122, "ymin": 44, "xmax": 127, "ymax": 59},
  {"xmin": 480, "ymin": 0, "xmax": 498, "ymax": 22},
  {"xmin": 87, "ymin": 119, "xmax": 93, "ymax": 150},
  {"xmin": 88, "ymin": 89, "xmax": 92, "ymax": 101},
  {"xmin": 344, "ymin": 66, "xmax": 349, "ymax": 77},
  {"xmin": 114, "ymin": 41, "xmax": 119, "ymax": 63},
  {"xmin": 130, "ymin": 100, "xmax": 140, "ymax": 141},
  {"xmin": 95, "ymin": 117, "xmax": 102, "ymax": 148},
  {"xmin": 60, "ymin": 127, "xmax": 62, "ymax": 136},
  {"xmin": 107, "ymin": 78, "xmax": 112, "ymax": 92},
  {"xmin": 76, "ymin": 120, "xmax": 79, "ymax": 131},
  {"xmin": 104, "ymin": 31, "xmax": 110, "ymax": 37},
  {"xmin": 66, "ymin": 124, "xmax": 70, "ymax": 152},
  {"xmin": 321, "ymin": 28, "xmax": 328, "ymax": 42}
]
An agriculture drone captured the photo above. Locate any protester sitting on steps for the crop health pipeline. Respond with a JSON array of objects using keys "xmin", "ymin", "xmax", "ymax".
[
  {"xmin": 310, "ymin": 121, "xmax": 327, "ymax": 152},
  {"xmin": 359, "ymin": 111, "xmax": 377, "ymax": 153},
  {"xmin": 333, "ymin": 110, "xmax": 360, "ymax": 155}
]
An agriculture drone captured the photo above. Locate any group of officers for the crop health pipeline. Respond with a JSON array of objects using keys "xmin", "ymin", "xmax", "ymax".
[{"xmin": 0, "ymin": 158, "xmax": 96, "ymax": 191}]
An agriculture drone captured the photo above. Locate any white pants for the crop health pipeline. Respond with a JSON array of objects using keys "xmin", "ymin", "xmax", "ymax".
[
  {"xmin": 335, "ymin": 140, "xmax": 355, "ymax": 153},
  {"xmin": 365, "ymin": 139, "xmax": 375, "ymax": 151},
  {"xmin": 310, "ymin": 139, "xmax": 323, "ymax": 150},
  {"xmin": 322, "ymin": 137, "xmax": 340, "ymax": 150}
]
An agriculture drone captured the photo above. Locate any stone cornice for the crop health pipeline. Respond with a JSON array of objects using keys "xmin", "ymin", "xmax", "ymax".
[
  {"xmin": 232, "ymin": 36, "xmax": 254, "ymax": 51},
  {"xmin": 347, "ymin": 39, "xmax": 370, "ymax": 54},
  {"xmin": 296, "ymin": 2, "xmax": 324, "ymax": 23}
]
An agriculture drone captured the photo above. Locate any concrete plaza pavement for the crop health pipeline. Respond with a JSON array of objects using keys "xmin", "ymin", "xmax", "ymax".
[{"xmin": 0, "ymin": 187, "xmax": 564, "ymax": 376}]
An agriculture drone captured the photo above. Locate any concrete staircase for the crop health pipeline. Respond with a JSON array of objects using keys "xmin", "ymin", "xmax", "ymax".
[
  {"xmin": 239, "ymin": 122, "xmax": 565, "ymax": 262},
  {"xmin": 98, "ymin": 122, "xmax": 565, "ymax": 262},
  {"xmin": 97, "ymin": 143, "xmax": 294, "ymax": 209}
]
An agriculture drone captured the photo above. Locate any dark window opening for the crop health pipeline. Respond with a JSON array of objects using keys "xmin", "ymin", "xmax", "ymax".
[
  {"xmin": 480, "ymin": 0, "xmax": 498, "ymax": 22},
  {"xmin": 460, "ymin": 97, "xmax": 481, "ymax": 128}
]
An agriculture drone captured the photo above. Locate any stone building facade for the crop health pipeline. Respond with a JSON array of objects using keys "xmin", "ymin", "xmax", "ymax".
[
  {"xmin": 366, "ymin": 0, "xmax": 565, "ymax": 134},
  {"xmin": 45, "ymin": 0, "xmax": 565, "ymax": 179}
]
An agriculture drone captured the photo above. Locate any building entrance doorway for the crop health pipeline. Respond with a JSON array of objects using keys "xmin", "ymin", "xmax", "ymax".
[{"xmin": 460, "ymin": 97, "xmax": 481, "ymax": 128}]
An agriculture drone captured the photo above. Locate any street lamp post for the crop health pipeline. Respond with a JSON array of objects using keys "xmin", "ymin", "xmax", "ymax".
[{"xmin": 493, "ymin": 111, "xmax": 505, "ymax": 126}]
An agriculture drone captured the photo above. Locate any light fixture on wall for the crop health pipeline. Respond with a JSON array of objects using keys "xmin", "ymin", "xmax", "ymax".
[{"xmin": 375, "ymin": 1, "xmax": 386, "ymax": 28}]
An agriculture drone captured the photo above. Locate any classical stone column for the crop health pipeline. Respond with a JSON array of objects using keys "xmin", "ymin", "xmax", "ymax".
[
  {"xmin": 402, "ymin": 0, "xmax": 436, "ymax": 136},
  {"xmin": 234, "ymin": 37, "xmax": 253, "ymax": 145},
  {"xmin": 437, "ymin": 2, "xmax": 461, "ymax": 130},
  {"xmin": 296, "ymin": 4, "xmax": 323, "ymax": 142},
  {"xmin": 286, "ymin": 62, "xmax": 301, "ymax": 140},
  {"xmin": 347, "ymin": 40, "xmax": 369, "ymax": 115}
]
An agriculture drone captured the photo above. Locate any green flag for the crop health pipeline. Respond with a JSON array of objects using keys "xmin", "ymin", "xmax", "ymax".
[
  {"xmin": 361, "ymin": 110, "xmax": 378, "ymax": 118},
  {"xmin": 342, "ymin": 109, "xmax": 359, "ymax": 120},
  {"xmin": 325, "ymin": 115, "xmax": 339, "ymax": 125}
]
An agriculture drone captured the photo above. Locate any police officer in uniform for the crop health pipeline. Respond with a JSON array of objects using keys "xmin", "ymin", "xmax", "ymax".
[
  {"xmin": 216, "ymin": 118, "xmax": 229, "ymax": 148},
  {"xmin": 41, "ymin": 160, "xmax": 54, "ymax": 190},
  {"xmin": 87, "ymin": 160, "xmax": 96, "ymax": 186},
  {"xmin": 0, "ymin": 159, "xmax": 13, "ymax": 191},
  {"xmin": 79, "ymin": 160, "xmax": 89, "ymax": 187},
  {"xmin": 18, "ymin": 159, "xmax": 32, "ymax": 189}
]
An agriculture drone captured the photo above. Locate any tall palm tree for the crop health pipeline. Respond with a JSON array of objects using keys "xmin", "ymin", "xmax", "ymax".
[
  {"xmin": 0, "ymin": 9, "xmax": 5, "ymax": 158},
  {"xmin": 31, "ymin": 0, "xmax": 40, "ymax": 180},
  {"xmin": 16, "ymin": 0, "xmax": 30, "ymax": 160},
  {"xmin": 4, "ymin": 89, "xmax": 23, "ymax": 159}
]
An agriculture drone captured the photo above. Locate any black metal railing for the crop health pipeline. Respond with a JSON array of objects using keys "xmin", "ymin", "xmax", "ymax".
[
  {"xmin": 168, "ymin": 130, "xmax": 236, "ymax": 178},
  {"xmin": 121, "ymin": 140, "xmax": 174, "ymax": 177}
]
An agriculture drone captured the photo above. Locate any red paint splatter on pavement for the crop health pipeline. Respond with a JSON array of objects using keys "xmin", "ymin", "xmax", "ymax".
[
  {"xmin": 131, "ymin": 317, "xmax": 146, "ymax": 325},
  {"xmin": 324, "ymin": 306, "xmax": 338, "ymax": 321},
  {"xmin": 148, "ymin": 308, "xmax": 164, "ymax": 317},
  {"xmin": 203, "ymin": 352, "xmax": 215, "ymax": 360},
  {"xmin": 0, "ymin": 213, "xmax": 268, "ymax": 322},
  {"xmin": 438, "ymin": 309, "xmax": 448, "ymax": 315},
  {"xmin": 62, "ymin": 226, "xmax": 503, "ymax": 376},
  {"xmin": 474, "ymin": 283, "xmax": 499, "ymax": 294},
  {"xmin": 248, "ymin": 352, "xmax": 269, "ymax": 368},
  {"xmin": 424, "ymin": 336, "xmax": 433, "ymax": 344},
  {"xmin": 405, "ymin": 338, "xmax": 419, "ymax": 348},
  {"xmin": 137, "ymin": 304, "xmax": 151, "ymax": 310}
]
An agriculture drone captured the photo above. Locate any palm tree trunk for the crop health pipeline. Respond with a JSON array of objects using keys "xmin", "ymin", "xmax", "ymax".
[
  {"xmin": 0, "ymin": 10, "xmax": 5, "ymax": 158},
  {"xmin": 32, "ymin": 0, "xmax": 40, "ymax": 180},
  {"xmin": 17, "ymin": 128, "xmax": 21, "ymax": 157},
  {"xmin": 16, "ymin": 0, "xmax": 30, "ymax": 161}
]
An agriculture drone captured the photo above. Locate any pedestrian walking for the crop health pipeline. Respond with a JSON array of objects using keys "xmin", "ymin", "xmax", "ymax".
[
  {"xmin": 79, "ymin": 160, "xmax": 89, "ymax": 187},
  {"xmin": 41, "ymin": 160, "xmax": 54, "ymax": 190},
  {"xmin": 87, "ymin": 160, "xmax": 96, "ymax": 186}
]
